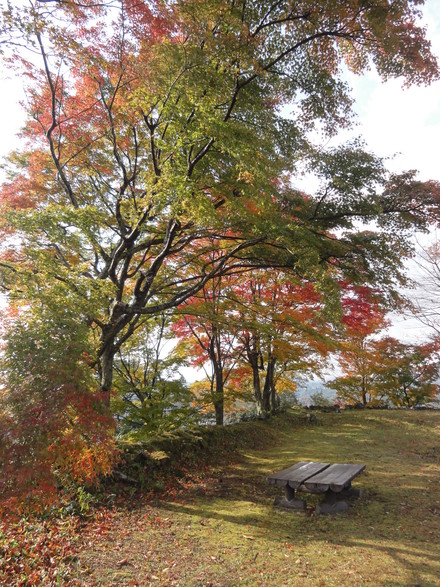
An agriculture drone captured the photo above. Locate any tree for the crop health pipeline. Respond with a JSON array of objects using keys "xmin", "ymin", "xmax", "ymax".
[
  {"xmin": 328, "ymin": 284, "xmax": 390, "ymax": 406},
  {"xmin": 0, "ymin": 306, "xmax": 119, "ymax": 506},
  {"xmin": 231, "ymin": 271, "xmax": 330, "ymax": 416},
  {"xmin": 373, "ymin": 337, "xmax": 440, "ymax": 407},
  {"xmin": 1, "ymin": 0, "xmax": 440, "ymax": 490},
  {"xmin": 411, "ymin": 238, "xmax": 440, "ymax": 334},
  {"xmin": 111, "ymin": 312, "xmax": 198, "ymax": 438},
  {"xmin": 173, "ymin": 268, "xmax": 241, "ymax": 426},
  {"xmin": 329, "ymin": 285, "xmax": 440, "ymax": 408},
  {"xmin": 175, "ymin": 268, "xmax": 329, "ymax": 420},
  {"xmin": 1, "ymin": 0, "xmax": 439, "ymax": 395}
]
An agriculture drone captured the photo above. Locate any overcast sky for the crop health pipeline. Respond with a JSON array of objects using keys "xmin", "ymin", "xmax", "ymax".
[
  {"xmin": 0, "ymin": 0, "xmax": 439, "ymax": 342},
  {"xmin": 339, "ymin": 0, "xmax": 440, "ymax": 341},
  {"xmin": 345, "ymin": 0, "xmax": 440, "ymax": 183}
]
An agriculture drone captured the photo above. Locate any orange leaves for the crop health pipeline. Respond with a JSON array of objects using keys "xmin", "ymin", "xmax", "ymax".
[
  {"xmin": 0, "ymin": 310, "xmax": 120, "ymax": 507},
  {"xmin": 1, "ymin": 180, "xmax": 37, "ymax": 211},
  {"xmin": 0, "ymin": 385, "xmax": 120, "ymax": 508},
  {"xmin": 0, "ymin": 513, "xmax": 80, "ymax": 587},
  {"xmin": 175, "ymin": 265, "xmax": 331, "ymax": 418},
  {"xmin": 49, "ymin": 418, "xmax": 120, "ymax": 488},
  {"xmin": 1, "ymin": 152, "xmax": 49, "ymax": 208}
]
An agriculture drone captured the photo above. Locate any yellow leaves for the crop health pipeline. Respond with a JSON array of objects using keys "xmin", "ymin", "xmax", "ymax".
[
  {"xmin": 237, "ymin": 170, "xmax": 254, "ymax": 185},
  {"xmin": 275, "ymin": 375, "xmax": 296, "ymax": 394}
]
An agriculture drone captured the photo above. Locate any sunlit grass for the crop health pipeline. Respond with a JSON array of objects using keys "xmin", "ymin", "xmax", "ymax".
[{"xmin": 77, "ymin": 409, "xmax": 440, "ymax": 586}]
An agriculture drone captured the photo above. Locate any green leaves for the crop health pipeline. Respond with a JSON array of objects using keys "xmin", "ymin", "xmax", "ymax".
[{"xmin": 1, "ymin": 0, "xmax": 440, "ymax": 500}]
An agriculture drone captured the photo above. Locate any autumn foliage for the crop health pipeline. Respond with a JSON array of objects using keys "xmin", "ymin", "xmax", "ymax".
[
  {"xmin": 0, "ymin": 312, "xmax": 119, "ymax": 510},
  {"xmin": 329, "ymin": 285, "xmax": 440, "ymax": 407},
  {"xmin": 0, "ymin": 0, "xmax": 440, "ymax": 504},
  {"xmin": 174, "ymin": 267, "xmax": 334, "ymax": 421}
]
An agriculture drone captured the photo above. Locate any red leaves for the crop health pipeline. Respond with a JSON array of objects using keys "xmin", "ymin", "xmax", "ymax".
[
  {"xmin": 340, "ymin": 282, "xmax": 389, "ymax": 338},
  {"xmin": 0, "ymin": 365, "xmax": 120, "ymax": 508},
  {"xmin": 0, "ymin": 514, "xmax": 80, "ymax": 587}
]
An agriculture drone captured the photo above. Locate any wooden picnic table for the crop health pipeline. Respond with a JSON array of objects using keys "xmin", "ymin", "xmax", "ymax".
[{"xmin": 268, "ymin": 461, "xmax": 366, "ymax": 514}]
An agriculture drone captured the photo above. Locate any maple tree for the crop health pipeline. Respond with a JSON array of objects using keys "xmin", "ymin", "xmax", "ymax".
[
  {"xmin": 0, "ymin": 306, "xmax": 119, "ymax": 507},
  {"xmin": 373, "ymin": 337, "xmax": 440, "ymax": 407},
  {"xmin": 329, "ymin": 285, "xmax": 440, "ymax": 408},
  {"xmin": 175, "ymin": 267, "xmax": 331, "ymax": 420},
  {"xmin": 231, "ymin": 271, "xmax": 330, "ymax": 416},
  {"xmin": 0, "ymin": 0, "xmax": 440, "ymax": 493},
  {"xmin": 173, "ymin": 270, "xmax": 241, "ymax": 426},
  {"xmin": 328, "ymin": 284, "xmax": 390, "ymax": 406}
]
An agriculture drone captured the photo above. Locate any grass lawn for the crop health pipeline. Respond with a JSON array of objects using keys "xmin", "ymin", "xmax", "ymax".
[
  {"xmin": 1, "ymin": 408, "xmax": 439, "ymax": 586},
  {"xmin": 75, "ymin": 409, "xmax": 440, "ymax": 587}
]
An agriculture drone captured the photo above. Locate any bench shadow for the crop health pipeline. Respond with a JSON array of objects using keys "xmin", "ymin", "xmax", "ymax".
[
  {"xmin": 156, "ymin": 486, "xmax": 440, "ymax": 585},
  {"xmin": 153, "ymin": 445, "xmax": 440, "ymax": 586}
]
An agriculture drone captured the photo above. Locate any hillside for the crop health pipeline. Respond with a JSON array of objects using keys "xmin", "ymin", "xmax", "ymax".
[{"xmin": 2, "ymin": 409, "xmax": 440, "ymax": 586}]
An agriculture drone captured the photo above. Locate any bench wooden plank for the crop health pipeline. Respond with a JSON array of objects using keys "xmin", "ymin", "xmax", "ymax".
[
  {"xmin": 267, "ymin": 461, "xmax": 330, "ymax": 489},
  {"xmin": 304, "ymin": 463, "xmax": 366, "ymax": 493}
]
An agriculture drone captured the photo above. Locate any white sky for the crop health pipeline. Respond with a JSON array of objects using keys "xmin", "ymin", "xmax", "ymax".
[
  {"xmin": 345, "ymin": 0, "xmax": 440, "ymax": 342},
  {"xmin": 0, "ymin": 0, "xmax": 440, "ymax": 343},
  {"xmin": 344, "ymin": 0, "xmax": 440, "ymax": 182}
]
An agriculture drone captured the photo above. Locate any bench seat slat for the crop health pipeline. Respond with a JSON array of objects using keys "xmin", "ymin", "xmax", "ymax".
[
  {"xmin": 267, "ymin": 461, "xmax": 330, "ymax": 489},
  {"xmin": 304, "ymin": 463, "xmax": 366, "ymax": 493}
]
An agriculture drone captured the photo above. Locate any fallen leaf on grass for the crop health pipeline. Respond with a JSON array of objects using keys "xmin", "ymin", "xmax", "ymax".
[{"xmin": 116, "ymin": 558, "xmax": 130, "ymax": 567}]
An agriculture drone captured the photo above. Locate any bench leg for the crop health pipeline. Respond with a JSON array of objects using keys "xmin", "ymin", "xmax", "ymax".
[
  {"xmin": 316, "ymin": 490, "xmax": 348, "ymax": 514},
  {"xmin": 338, "ymin": 483, "xmax": 362, "ymax": 499},
  {"xmin": 274, "ymin": 484, "xmax": 306, "ymax": 510}
]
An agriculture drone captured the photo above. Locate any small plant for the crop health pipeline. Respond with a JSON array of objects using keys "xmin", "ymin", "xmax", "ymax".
[
  {"xmin": 279, "ymin": 390, "xmax": 299, "ymax": 410},
  {"xmin": 75, "ymin": 486, "xmax": 96, "ymax": 516}
]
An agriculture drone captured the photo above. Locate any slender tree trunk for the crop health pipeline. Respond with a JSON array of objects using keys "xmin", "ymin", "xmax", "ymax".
[
  {"xmin": 248, "ymin": 349, "xmax": 263, "ymax": 416},
  {"xmin": 213, "ymin": 368, "xmax": 224, "ymax": 426},
  {"xmin": 209, "ymin": 328, "xmax": 225, "ymax": 425},
  {"xmin": 100, "ymin": 346, "xmax": 114, "ymax": 408},
  {"xmin": 362, "ymin": 375, "xmax": 367, "ymax": 406},
  {"xmin": 269, "ymin": 359, "xmax": 279, "ymax": 413},
  {"xmin": 403, "ymin": 386, "xmax": 410, "ymax": 407},
  {"xmin": 262, "ymin": 356, "xmax": 276, "ymax": 414}
]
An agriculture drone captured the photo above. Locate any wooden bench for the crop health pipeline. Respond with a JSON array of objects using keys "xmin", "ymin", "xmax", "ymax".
[{"xmin": 267, "ymin": 461, "xmax": 366, "ymax": 514}]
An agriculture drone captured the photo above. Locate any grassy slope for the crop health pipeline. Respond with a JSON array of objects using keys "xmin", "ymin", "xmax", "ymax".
[{"xmin": 77, "ymin": 409, "xmax": 440, "ymax": 587}]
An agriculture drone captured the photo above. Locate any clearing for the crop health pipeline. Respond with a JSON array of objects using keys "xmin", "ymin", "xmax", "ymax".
[
  {"xmin": 77, "ymin": 409, "xmax": 440, "ymax": 586},
  {"xmin": 2, "ymin": 409, "xmax": 440, "ymax": 586}
]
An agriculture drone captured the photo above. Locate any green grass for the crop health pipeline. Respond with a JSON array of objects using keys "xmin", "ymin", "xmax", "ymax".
[{"xmin": 74, "ymin": 409, "xmax": 440, "ymax": 586}]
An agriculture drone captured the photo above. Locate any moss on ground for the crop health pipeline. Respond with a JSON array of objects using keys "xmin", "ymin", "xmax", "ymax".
[{"xmin": 76, "ymin": 408, "xmax": 440, "ymax": 586}]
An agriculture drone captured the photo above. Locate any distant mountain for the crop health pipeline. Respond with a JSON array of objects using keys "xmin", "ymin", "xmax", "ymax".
[{"xmin": 294, "ymin": 378, "xmax": 336, "ymax": 405}]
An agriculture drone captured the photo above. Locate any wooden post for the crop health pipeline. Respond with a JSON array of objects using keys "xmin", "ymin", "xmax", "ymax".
[
  {"xmin": 316, "ymin": 490, "xmax": 348, "ymax": 514},
  {"xmin": 275, "ymin": 484, "xmax": 306, "ymax": 510}
]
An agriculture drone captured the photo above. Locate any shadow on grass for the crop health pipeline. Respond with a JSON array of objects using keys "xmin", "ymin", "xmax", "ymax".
[
  {"xmin": 152, "ymin": 409, "xmax": 440, "ymax": 586},
  {"xmin": 156, "ymin": 491, "xmax": 440, "ymax": 585}
]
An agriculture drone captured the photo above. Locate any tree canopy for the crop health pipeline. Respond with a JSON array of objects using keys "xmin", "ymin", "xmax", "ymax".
[{"xmin": 1, "ymin": 0, "xmax": 440, "ymax": 502}]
